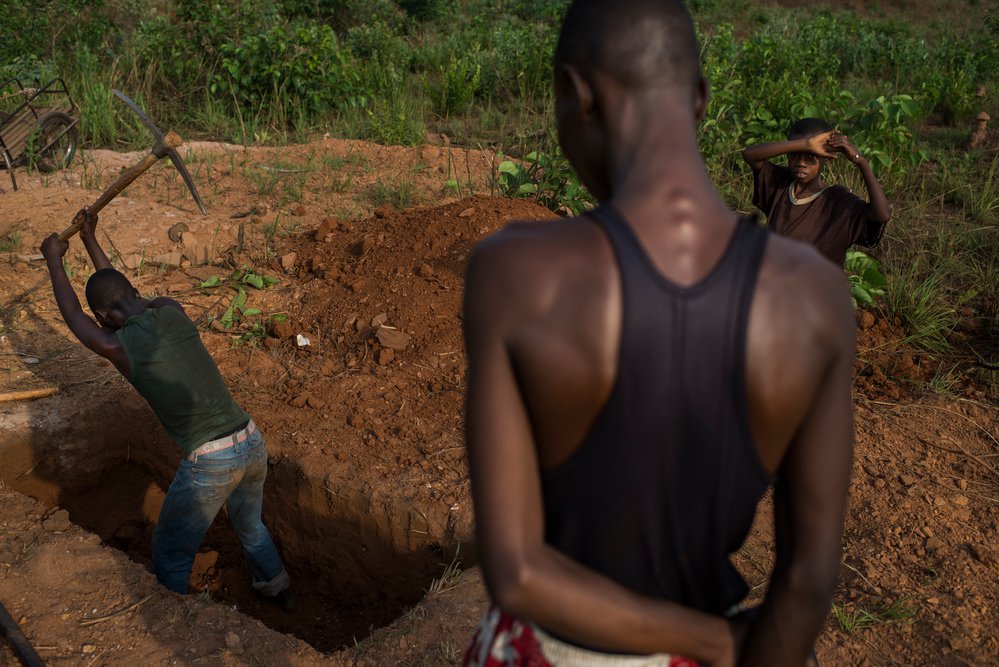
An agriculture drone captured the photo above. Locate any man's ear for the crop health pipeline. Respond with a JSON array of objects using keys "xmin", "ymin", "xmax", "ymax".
[
  {"xmin": 693, "ymin": 75, "xmax": 710, "ymax": 123},
  {"xmin": 557, "ymin": 63, "xmax": 595, "ymax": 120}
]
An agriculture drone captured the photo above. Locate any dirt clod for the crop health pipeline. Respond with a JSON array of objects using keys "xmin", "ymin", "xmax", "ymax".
[
  {"xmin": 376, "ymin": 328, "xmax": 411, "ymax": 351},
  {"xmin": 280, "ymin": 252, "xmax": 298, "ymax": 272},
  {"xmin": 315, "ymin": 217, "xmax": 337, "ymax": 240},
  {"xmin": 225, "ymin": 631, "xmax": 244, "ymax": 655},
  {"xmin": 968, "ymin": 543, "xmax": 996, "ymax": 566},
  {"xmin": 167, "ymin": 222, "xmax": 189, "ymax": 242},
  {"xmin": 42, "ymin": 509, "xmax": 71, "ymax": 532},
  {"xmin": 270, "ymin": 319, "xmax": 295, "ymax": 339}
]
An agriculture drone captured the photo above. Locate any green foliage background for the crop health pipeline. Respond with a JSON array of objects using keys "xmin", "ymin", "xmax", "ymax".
[{"xmin": 1, "ymin": 0, "xmax": 997, "ymax": 363}]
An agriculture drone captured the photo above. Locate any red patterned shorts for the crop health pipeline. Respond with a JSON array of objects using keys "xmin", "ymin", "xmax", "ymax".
[{"xmin": 463, "ymin": 606, "xmax": 700, "ymax": 667}]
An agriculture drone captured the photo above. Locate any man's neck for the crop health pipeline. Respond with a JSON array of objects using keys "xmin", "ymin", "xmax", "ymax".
[
  {"xmin": 606, "ymin": 102, "xmax": 730, "ymax": 228},
  {"xmin": 122, "ymin": 301, "xmax": 147, "ymax": 320}
]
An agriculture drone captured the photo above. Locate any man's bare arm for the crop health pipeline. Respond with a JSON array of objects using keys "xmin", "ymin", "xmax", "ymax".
[
  {"xmin": 826, "ymin": 134, "xmax": 891, "ymax": 224},
  {"xmin": 741, "ymin": 132, "xmax": 837, "ymax": 171},
  {"xmin": 75, "ymin": 208, "xmax": 113, "ymax": 271},
  {"xmin": 464, "ymin": 242, "xmax": 735, "ymax": 666},
  {"xmin": 739, "ymin": 274, "xmax": 855, "ymax": 666},
  {"xmin": 40, "ymin": 234, "xmax": 129, "ymax": 376}
]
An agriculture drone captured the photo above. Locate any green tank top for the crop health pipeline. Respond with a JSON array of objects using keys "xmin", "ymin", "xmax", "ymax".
[{"xmin": 116, "ymin": 307, "xmax": 250, "ymax": 455}]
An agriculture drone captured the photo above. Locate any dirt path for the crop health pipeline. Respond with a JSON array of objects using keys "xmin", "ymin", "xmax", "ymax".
[{"xmin": 1, "ymin": 140, "xmax": 996, "ymax": 664}]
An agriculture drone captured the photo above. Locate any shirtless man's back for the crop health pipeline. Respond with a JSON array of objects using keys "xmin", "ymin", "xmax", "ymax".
[{"xmin": 463, "ymin": 2, "xmax": 855, "ymax": 666}]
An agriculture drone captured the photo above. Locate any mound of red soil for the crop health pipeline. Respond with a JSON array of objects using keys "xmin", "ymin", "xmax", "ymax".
[
  {"xmin": 853, "ymin": 309, "xmax": 932, "ymax": 401},
  {"xmin": 251, "ymin": 195, "xmax": 555, "ymax": 476}
]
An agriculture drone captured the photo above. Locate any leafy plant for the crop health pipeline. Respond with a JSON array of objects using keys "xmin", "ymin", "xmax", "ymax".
[
  {"xmin": 366, "ymin": 91, "xmax": 426, "ymax": 147},
  {"xmin": 215, "ymin": 21, "xmax": 365, "ymax": 115},
  {"xmin": 197, "ymin": 267, "xmax": 280, "ymax": 332},
  {"xmin": 431, "ymin": 54, "xmax": 481, "ymax": 116},
  {"xmin": 844, "ymin": 251, "xmax": 888, "ymax": 309},
  {"xmin": 496, "ymin": 151, "xmax": 594, "ymax": 216},
  {"xmin": 846, "ymin": 94, "xmax": 927, "ymax": 176}
]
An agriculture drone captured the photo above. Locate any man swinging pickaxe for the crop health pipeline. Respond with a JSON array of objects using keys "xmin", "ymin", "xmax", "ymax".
[{"xmin": 59, "ymin": 89, "xmax": 206, "ymax": 240}]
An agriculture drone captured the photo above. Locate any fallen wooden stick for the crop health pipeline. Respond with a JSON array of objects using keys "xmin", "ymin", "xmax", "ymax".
[
  {"xmin": 0, "ymin": 386, "xmax": 59, "ymax": 403},
  {"xmin": 79, "ymin": 594, "xmax": 155, "ymax": 627}
]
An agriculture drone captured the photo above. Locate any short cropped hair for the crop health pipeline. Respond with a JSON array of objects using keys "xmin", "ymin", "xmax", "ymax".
[
  {"xmin": 788, "ymin": 118, "xmax": 833, "ymax": 140},
  {"xmin": 85, "ymin": 268, "xmax": 136, "ymax": 313},
  {"xmin": 554, "ymin": 0, "xmax": 701, "ymax": 91}
]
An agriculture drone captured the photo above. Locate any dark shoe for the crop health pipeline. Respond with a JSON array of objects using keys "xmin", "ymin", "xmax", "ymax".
[
  {"xmin": 272, "ymin": 586, "xmax": 298, "ymax": 613},
  {"xmin": 256, "ymin": 584, "xmax": 297, "ymax": 613}
]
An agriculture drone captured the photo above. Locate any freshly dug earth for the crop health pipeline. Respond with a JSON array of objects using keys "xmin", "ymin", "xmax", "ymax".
[{"xmin": 0, "ymin": 141, "xmax": 996, "ymax": 665}]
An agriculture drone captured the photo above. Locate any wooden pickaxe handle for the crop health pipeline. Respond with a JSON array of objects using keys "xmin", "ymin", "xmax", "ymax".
[{"xmin": 58, "ymin": 131, "xmax": 183, "ymax": 241}]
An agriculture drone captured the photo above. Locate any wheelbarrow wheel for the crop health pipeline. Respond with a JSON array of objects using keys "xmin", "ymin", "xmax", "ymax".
[{"xmin": 33, "ymin": 111, "xmax": 78, "ymax": 173}]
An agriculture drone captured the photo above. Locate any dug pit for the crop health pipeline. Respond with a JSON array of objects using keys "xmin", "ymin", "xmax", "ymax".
[
  {"xmin": 0, "ymin": 196, "xmax": 559, "ymax": 653},
  {"xmin": 0, "ymin": 390, "xmax": 467, "ymax": 652}
]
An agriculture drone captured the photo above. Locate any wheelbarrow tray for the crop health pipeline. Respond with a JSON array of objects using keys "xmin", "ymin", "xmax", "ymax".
[{"xmin": 0, "ymin": 77, "xmax": 79, "ymax": 165}]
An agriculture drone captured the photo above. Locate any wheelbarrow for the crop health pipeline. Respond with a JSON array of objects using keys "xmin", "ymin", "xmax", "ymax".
[{"xmin": 0, "ymin": 77, "xmax": 79, "ymax": 191}]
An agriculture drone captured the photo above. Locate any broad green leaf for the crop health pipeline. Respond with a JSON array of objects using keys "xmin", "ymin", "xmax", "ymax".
[
  {"xmin": 852, "ymin": 285, "xmax": 874, "ymax": 306},
  {"xmin": 243, "ymin": 273, "xmax": 265, "ymax": 289}
]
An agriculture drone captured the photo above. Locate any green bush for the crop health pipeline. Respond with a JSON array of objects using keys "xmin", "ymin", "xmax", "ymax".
[
  {"xmin": 397, "ymin": 0, "xmax": 457, "ymax": 21},
  {"xmin": 215, "ymin": 22, "xmax": 364, "ymax": 115},
  {"xmin": 431, "ymin": 55, "xmax": 482, "ymax": 116},
  {"xmin": 366, "ymin": 93, "xmax": 425, "ymax": 146},
  {"xmin": 0, "ymin": 0, "xmax": 115, "ymax": 68}
]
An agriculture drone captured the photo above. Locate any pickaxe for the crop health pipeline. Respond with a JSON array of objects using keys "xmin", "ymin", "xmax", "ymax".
[{"xmin": 58, "ymin": 89, "xmax": 206, "ymax": 241}]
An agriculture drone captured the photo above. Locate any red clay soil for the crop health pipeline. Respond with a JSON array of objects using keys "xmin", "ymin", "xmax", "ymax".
[{"xmin": 0, "ymin": 144, "xmax": 997, "ymax": 664}]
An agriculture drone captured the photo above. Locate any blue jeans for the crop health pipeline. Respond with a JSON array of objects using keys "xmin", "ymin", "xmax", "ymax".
[{"xmin": 152, "ymin": 428, "xmax": 287, "ymax": 595}]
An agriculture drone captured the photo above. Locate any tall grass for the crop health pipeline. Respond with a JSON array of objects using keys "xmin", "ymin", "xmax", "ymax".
[{"xmin": 885, "ymin": 270, "xmax": 959, "ymax": 354}]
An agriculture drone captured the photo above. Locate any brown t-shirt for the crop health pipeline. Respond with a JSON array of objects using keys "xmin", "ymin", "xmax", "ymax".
[{"xmin": 752, "ymin": 160, "xmax": 884, "ymax": 265}]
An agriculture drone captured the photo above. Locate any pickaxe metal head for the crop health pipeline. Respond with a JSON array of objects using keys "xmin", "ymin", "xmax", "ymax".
[
  {"xmin": 57, "ymin": 89, "xmax": 209, "ymax": 241},
  {"xmin": 113, "ymin": 89, "xmax": 207, "ymax": 215}
]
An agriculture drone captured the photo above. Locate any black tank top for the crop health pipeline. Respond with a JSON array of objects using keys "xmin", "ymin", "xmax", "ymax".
[{"xmin": 542, "ymin": 204, "xmax": 774, "ymax": 620}]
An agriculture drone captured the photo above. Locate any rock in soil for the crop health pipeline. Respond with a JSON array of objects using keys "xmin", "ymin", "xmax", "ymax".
[
  {"xmin": 42, "ymin": 509, "xmax": 71, "ymax": 532},
  {"xmin": 376, "ymin": 327, "xmax": 411, "ymax": 351}
]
